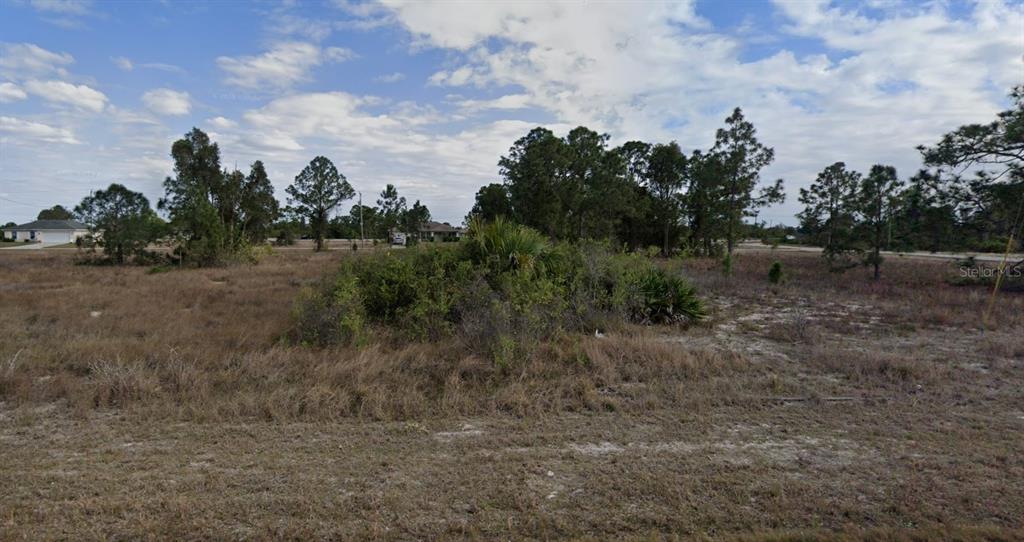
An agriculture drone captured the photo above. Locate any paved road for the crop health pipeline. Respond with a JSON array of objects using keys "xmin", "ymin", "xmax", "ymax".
[
  {"xmin": 737, "ymin": 242, "xmax": 1023, "ymax": 264},
  {"xmin": 0, "ymin": 242, "xmax": 65, "ymax": 251}
]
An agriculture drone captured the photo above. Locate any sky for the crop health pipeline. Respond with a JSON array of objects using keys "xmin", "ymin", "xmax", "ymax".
[{"xmin": 0, "ymin": 0, "xmax": 1021, "ymax": 226}]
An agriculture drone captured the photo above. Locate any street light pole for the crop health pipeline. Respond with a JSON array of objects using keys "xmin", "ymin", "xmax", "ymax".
[{"xmin": 358, "ymin": 191, "xmax": 364, "ymax": 245}]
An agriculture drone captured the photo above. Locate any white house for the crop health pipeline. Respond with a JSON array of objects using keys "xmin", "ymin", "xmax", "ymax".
[
  {"xmin": 2, "ymin": 219, "xmax": 89, "ymax": 244},
  {"xmin": 419, "ymin": 221, "xmax": 467, "ymax": 242}
]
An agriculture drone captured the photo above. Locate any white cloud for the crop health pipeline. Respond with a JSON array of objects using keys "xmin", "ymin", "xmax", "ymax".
[
  {"xmin": 111, "ymin": 57, "xmax": 185, "ymax": 74},
  {"xmin": 137, "ymin": 62, "xmax": 185, "ymax": 74},
  {"xmin": 106, "ymin": 106, "xmax": 161, "ymax": 125},
  {"xmin": 268, "ymin": 13, "xmax": 335, "ymax": 42},
  {"xmin": 141, "ymin": 88, "xmax": 191, "ymax": 116},
  {"xmin": 112, "ymin": 56, "xmax": 133, "ymax": 71},
  {"xmin": 323, "ymin": 46, "xmax": 356, "ymax": 62},
  {"xmin": 458, "ymin": 93, "xmax": 533, "ymax": 112},
  {"xmin": 24, "ymin": 79, "xmax": 107, "ymax": 112},
  {"xmin": 0, "ymin": 42, "xmax": 74, "ymax": 79},
  {"xmin": 3, "ymin": 2, "xmax": 1020, "ymax": 227},
  {"xmin": 0, "ymin": 116, "xmax": 79, "ymax": 144},
  {"xmin": 376, "ymin": 0, "xmax": 1024, "ymax": 223},
  {"xmin": 206, "ymin": 116, "xmax": 237, "ymax": 130},
  {"xmin": 216, "ymin": 42, "xmax": 356, "ymax": 90},
  {"xmin": 374, "ymin": 72, "xmax": 406, "ymax": 83},
  {"xmin": 0, "ymin": 83, "xmax": 28, "ymax": 103},
  {"xmin": 199, "ymin": 91, "xmax": 569, "ymax": 223},
  {"xmin": 29, "ymin": 0, "xmax": 92, "ymax": 15}
]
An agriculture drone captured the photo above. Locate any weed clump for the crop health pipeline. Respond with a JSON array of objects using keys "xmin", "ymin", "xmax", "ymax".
[
  {"xmin": 769, "ymin": 261, "xmax": 783, "ymax": 284},
  {"xmin": 293, "ymin": 218, "xmax": 705, "ymax": 361}
]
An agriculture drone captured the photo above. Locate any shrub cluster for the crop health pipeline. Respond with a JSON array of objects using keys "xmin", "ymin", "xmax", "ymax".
[{"xmin": 293, "ymin": 219, "xmax": 705, "ymax": 362}]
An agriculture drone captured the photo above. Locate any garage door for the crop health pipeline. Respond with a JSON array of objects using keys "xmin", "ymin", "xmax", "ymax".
[{"xmin": 41, "ymin": 231, "xmax": 72, "ymax": 244}]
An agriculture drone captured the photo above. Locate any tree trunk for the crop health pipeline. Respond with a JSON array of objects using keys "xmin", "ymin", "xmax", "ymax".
[
  {"xmin": 826, "ymin": 216, "xmax": 833, "ymax": 253},
  {"xmin": 726, "ymin": 198, "xmax": 736, "ymax": 258},
  {"xmin": 662, "ymin": 221, "xmax": 670, "ymax": 257},
  {"xmin": 872, "ymin": 203, "xmax": 883, "ymax": 280},
  {"xmin": 314, "ymin": 209, "xmax": 326, "ymax": 252}
]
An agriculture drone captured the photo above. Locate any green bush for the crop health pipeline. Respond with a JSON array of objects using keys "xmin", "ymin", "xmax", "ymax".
[
  {"xmin": 769, "ymin": 261, "xmax": 783, "ymax": 284},
  {"xmin": 970, "ymin": 237, "xmax": 1015, "ymax": 254},
  {"xmin": 464, "ymin": 216, "xmax": 547, "ymax": 274},
  {"xmin": 722, "ymin": 253, "xmax": 733, "ymax": 275},
  {"xmin": 293, "ymin": 274, "xmax": 366, "ymax": 346},
  {"xmin": 292, "ymin": 222, "xmax": 706, "ymax": 361}
]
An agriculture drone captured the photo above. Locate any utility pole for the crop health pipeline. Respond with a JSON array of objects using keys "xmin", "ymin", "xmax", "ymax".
[{"xmin": 358, "ymin": 191, "xmax": 364, "ymax": 244}]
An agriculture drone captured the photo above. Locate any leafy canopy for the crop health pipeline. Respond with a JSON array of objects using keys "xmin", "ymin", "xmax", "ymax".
[
  {"xmin": 75, "ymin": 183, "xmax": 162, "ymax": 264},
  {"xmin": 38, "ymin": 205, "xmax": 73, "ymax": 220},
  {"xmin": 286, "ymin": 156, "xmax": 354, "ymax": 251}
]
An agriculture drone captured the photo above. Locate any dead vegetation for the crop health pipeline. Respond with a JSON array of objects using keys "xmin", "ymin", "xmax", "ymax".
[{"xmin": 1, "ymin": 248, "xmax": 1022, "ymax": 539}]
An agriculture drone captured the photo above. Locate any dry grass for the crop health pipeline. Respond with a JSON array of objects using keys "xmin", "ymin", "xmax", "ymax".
[
  {"xmin": 1, "ymin": 248, "xmax": 1022, "ymax": 540},
  {"xmin": 0, "ymin": 251, "xmax": 746, "ymax": 421}
]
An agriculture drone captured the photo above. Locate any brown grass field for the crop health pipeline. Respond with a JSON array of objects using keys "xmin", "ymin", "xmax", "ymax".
[{"xmin": 1, "ymin": 247, "xmax": 1022, "ymax": 540}]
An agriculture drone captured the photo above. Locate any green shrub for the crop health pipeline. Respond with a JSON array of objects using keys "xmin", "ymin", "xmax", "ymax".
[
  {"xmin": 464, "ymin": 216, "xmax": 547, "ymax": 274},
  {"xmin": 970, "ymin": 237, "xmax": 1014, "ymax": 254},
  {"xmin": 292, "ymin": 222, "xmax": 706, "ymax": 362},
  {"xmin": 293, "ymin": 274, "xmax": 366, "ymax": 346},
  {"xmin": 769, "ymin": 261, "xmax": 783, "ymax": 284}
]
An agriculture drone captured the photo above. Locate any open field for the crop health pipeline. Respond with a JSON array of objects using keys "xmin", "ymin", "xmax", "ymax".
[
  {"xmin": 1, "ymin": 249, "xmax": 1022, "ymax": 540},
  {"xmin": 737, "ymin": 241, "xmax": 1024, "ymax": 264},
  {"xmin": 736, "ymin": 241, "xmax": 1024, "ymax": 264}
]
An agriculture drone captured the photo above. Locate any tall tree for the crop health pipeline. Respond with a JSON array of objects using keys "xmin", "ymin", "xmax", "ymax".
[
  {"xmin": 239, "ymin": 160, "xmax": 279, "ymax": 243},
  {"xmin": 468, "ymin": 183, "xmax": 513, "ymax": 223},
  {"xmin": 645, "ymin": 142, "xmax": 687, "ymax": 255},
  {"xmin": 858, "ymin": 165, "xmax": 903, "ymax": 280},
  {"xmin": 919, "ymin": 86, "xmax": 1023, "ymax": 254},
  {"xmin": 919, "ymin": 85, "xmax": 1022, "ymax": 183},
  {"xmin": 75, "ymin": 184, "xmax": 161, "ymax": 264},
  {"xmin": 890, "ymin": 170, "xmax": 959, "ymax": 252},
  {"xmin": 377, "ymin": 184, "xmax": 407, "ymax": 237},
  {"xmin": 402, "ymin": 200, "xmax": 431, "ymax": 240},
  {"xmin": 712, "ymin": 108, "xmax": 784, "ymax": 259},
  {"xmin": 500, "ymin": 127, "xmax": 567, "ymax": 237},
  {"xmin": 217, "ymin": 168, "xmax": 245, "ymax": 240},
  {"xmin": 613, "ymin": 141, "xmax": 659, "ymax": 250},
  {"xmin": 561, "ymin": 126, "xmax": 623, "ymax": 240},
  {"xmin": 798, "ymin": 162, "xmax": 861, "ymax": 263},
  {"xmin": 347, "ymin": 204, "xmax": 381, "ymax": 239},
  {"xmin": 37, "ymin": 205, "xmax": 73, "ymax": 220},
  {"xmin": 159, "ymin": 128, "xmax": 230, "ymax": 264},
  {"xmin": 686, "ymin": 150, "xmax": 724, "ymax": 256},
  {"xmin": 286, "ymin": 156, "xmax": 354, "ymax": 251}
]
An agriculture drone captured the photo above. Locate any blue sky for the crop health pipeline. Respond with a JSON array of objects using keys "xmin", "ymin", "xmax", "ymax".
[{"xmin": 1, "ymin": 0, "xmax": 1021, "ymax": 226}]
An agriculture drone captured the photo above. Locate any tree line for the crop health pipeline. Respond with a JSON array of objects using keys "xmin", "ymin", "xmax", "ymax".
[
  {"xmin": 468, "ymin": 88, "xmax": 1022, "ymax": 278},
  {"xmin": 8, "ymin": 86, "xmax": 1019, "ymax": 275},
  {"xmin": 27, "ymin": 128, "xmax": 435, "ymax": 264},
  {"xmin": 797, "ymin": 86, "xmax": 1023, "ymax": 278},
  {"xmin": 468, "ymin": 107, "xmax": 785, "ymax": 262}
]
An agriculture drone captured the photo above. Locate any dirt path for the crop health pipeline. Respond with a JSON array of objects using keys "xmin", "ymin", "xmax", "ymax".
[
  {"xmin": 3, "ymin": 399, "xmax": 1022, "ymax": 540},
  {"xmin": 737, "ymin": 241, "xmax": 1022, "ymax": 264}
]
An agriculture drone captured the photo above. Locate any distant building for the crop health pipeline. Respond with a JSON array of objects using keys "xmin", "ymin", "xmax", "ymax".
[
  {"xmin": 1, "ymin": 219, "xmax": 89, "ymax": 244},
  {"xmin": 418, "ymin": 221, "xmax": 466, "ymax": 242},
  {"xmin": 389, "ymin": 221, "xmax": 468, "ymax": 245}
]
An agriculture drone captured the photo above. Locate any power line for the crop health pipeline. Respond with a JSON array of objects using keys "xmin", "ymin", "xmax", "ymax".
[{"xmin": 0, "ymin": 195, "xmax": 35, "ymax": 206}]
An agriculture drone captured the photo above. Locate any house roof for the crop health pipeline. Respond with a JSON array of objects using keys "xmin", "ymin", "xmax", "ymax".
[
  {"xmin": 4, "ymin": 219, "xmax": 89, "ymax": 231},
  {"xmin": 420, "ymin": 221, "xmax": 465, "ymax": 233}
]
